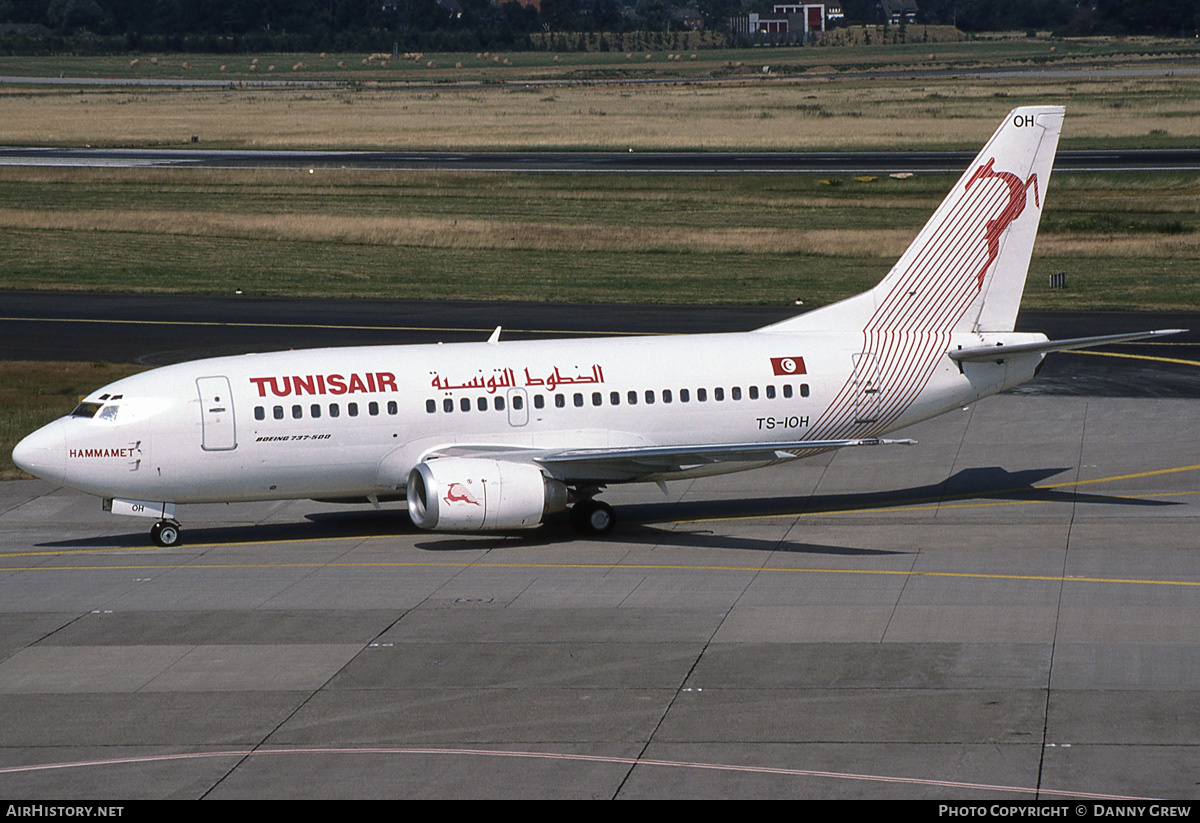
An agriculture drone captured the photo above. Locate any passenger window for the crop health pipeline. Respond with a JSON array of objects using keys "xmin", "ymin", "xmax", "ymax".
[
  {"xmin": 573, "ymin": 393, "xmax": 583, "ymax": 407},
  {"xmin": 534, "ymin": 395, "xmax": 545, "ymax": 409},
  {"xmin": 627, "ymin": 391, "xmax": 637, "ymax": 405},
  {"xmin": 732, "ymin": 387, "xmax": 742, "ymax": 401},
  {"xmin": 680, "ymin": 388, "xmax": 689, "ymax": 403},
  {"xmin": 800, "ymin": 384, "xmax": 810, "ymax": 397},
  {"xmin": 749, "ymin": 386, "xmax": 759, "ymax": 400},
  {"xmin": 697, "ymin": 388, "xmax": 707, "ymax": 402},
  {"xmin": 592, "ymin": 392, "xmax": 601, "ymax": 407},
  {"xmin": 387, "ymin": 401, "xmax": 398, "ymax": 415},
  {"xmin": 443, "ymin": 398, "xmax": 453, "ymax": 413},
  {"xmin": 349, "ymin": 403, "xmax": 359, "ymax": 417},
  {"xmin": 273, "ymin": 406, "xmax": 284, "ymax": 420},
  {"xmin": 645, "ymin": 390, "xmax": 655, "ymax": 405},
  {"xmin": 426, "ymin": 400, "xmax": 436, "ymax": 413},
  {"xmin": 663, "ymin": 389, "xmax": 672, "ymax": 404},
  {"xmin": 495, "ymin": 396, "xmax": 505, "ymax": 411},
  {"xmin": 329, "ymin": 403, "xmax": 340, "ymax": 418},
  {"xmin": 292, "ymin": 405, "xmax": 302, "ymax": 419},
  {"xmin": 477, "ymin": 397, "xmax": 488, "ymax": 411},
  {"xmin": 715, "ymin": 388, "xmax": 725, "ymax": 401},
  {"xmin": 555, "ymin": 394, "xmax": 565, "ymax": 408},
  {"xmin": 311, "ymin": 404, "xmax": 322, "ymax": 418},
  {"xmin": 460, "ymin": 397, "xmax": 471, "ymax": 412},
  {"xmin": 255, "ymin": 406, "xmax": 265, "ymax": 421},
  {"xmin": 513, "ymin": 395, "xmax": 524, "ymax": 410},
  {"xmin": 766, "ymin": 385, "xmax": 776, "ymax": 399},
  {"xmin": 369, "ymin": 401, "xmax": 380, "ymax": 416},
  {"xmin": 610, "ymin": 391, "xmax": 620, "ymax": 405},
  {"xmin": 783, "ymin": 385, "xmax": 793, "ymax": 399}
]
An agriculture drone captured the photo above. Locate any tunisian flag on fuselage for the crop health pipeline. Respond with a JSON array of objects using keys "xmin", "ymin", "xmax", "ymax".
[{"xmin": 770, "ymin": 357, "xmax": 806, "ymax": 376}]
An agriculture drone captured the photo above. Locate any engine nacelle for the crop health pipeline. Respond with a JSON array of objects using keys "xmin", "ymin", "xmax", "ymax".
[{"xmin": 407, "ymin": 458, "xmax": 568, "ymax": 531}]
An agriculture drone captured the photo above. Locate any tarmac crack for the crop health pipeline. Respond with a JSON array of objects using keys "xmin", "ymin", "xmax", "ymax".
[{"xmin": 1035, "ymin": 400, "xmax": 1086, "ymax": 798}]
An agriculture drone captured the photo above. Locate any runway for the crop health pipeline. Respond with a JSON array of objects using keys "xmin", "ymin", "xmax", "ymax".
[
  {"xmin": 2, "ymin": 146, "xmax": 1199, "ymax": 173},
  {"xmin": 1, "ymin": 296, "xmax": 1199, "ymax": 798}
]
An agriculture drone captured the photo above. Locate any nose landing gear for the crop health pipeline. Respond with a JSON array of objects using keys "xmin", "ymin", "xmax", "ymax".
[{"xmin": 150, "ymin": 520, "xmax": 182, "ymax": 547}]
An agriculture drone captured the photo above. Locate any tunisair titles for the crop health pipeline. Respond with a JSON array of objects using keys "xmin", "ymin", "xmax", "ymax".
[
  {"xmin": 250, "ymin": 372, "xmax": 398, "ymax": 397},
  {"xmin": 430, "ymin": 365, "xmax": 605, "ymax": 394},
  {"xmin": 248, "ymin": 357, "xmax": 804, "ymax": 400}
]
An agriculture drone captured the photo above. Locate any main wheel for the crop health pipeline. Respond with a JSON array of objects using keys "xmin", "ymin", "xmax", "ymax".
[
  {"xmin": 570, "ymin": 500, "xmax": 616, "ymax": 536},
  {"xmin": 151, "ymin": 520, "xmax": 181, "ymax": 547}
]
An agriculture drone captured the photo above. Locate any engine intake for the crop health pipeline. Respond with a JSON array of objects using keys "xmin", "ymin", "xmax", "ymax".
[{"xmin": 407, "ymin": 457, "xmax": 568, "ymax": 531}]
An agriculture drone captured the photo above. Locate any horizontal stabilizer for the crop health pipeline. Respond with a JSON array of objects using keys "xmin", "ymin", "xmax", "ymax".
[{"xmin": 948, "ymin": 329, "xmax": 1186, "ymax": 362}]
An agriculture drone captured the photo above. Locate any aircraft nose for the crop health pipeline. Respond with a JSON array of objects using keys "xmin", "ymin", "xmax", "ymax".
[{"xmin": 12, "ymin": 421, "xmax": 66, "ymax": 485}]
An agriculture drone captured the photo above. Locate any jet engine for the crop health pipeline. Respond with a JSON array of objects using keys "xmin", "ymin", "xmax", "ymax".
[{"xmin": 407, "ymin": 457, "xmax": 568, "ymax": 531}]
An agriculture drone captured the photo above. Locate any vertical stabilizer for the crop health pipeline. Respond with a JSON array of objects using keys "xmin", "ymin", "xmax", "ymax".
[
  {"xmin": 762, "ymin": 107, "xmax": 1063, "ymax": 335},
  {"xmin": 860, "ymin": 105, "xmax": 1062, "ymax": 334}
]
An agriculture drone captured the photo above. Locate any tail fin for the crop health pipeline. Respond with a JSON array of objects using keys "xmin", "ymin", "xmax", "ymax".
[{"xmin": 763, "ymin": 106, "xmax": 1063, "ymax": 334}]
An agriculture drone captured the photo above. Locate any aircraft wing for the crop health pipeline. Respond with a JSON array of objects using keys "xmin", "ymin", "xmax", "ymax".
[
  {"xmin": 425, "ymin": 437, "xmax": 916, "ymax": 483},
  {"xmin": 949, "ymin": 329, "xmax": 1186, "ymax": 363}
]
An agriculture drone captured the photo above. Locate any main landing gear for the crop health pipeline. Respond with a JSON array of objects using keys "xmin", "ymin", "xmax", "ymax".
[
  {"xmin": 150, "ymin": 519, "xmax": 182, "ymax": 547},
  {"xmin": 569, "ymin": 499, "xmax": 616, "ymax": 536}
]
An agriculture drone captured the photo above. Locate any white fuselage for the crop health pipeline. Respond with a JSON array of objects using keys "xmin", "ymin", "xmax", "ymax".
[{"xmin": 15, "ymin": 328, "xmax": 1044, "ymax": 506}]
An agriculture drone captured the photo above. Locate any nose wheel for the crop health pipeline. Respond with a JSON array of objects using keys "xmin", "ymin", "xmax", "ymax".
[
  {"xmin": 150, "ymin": 520, "xmax": 182, "ymax": 547},
  {"xmin": 570, "ymin": 499, "xmax": 616, "ymax": 536}
]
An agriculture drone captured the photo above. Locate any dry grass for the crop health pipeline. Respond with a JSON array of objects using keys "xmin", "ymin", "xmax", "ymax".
[
  {"xmin": 1, "ymin": 70, "xmax": 1197, "ymax": 150},
  {"xmin": 0, "ymin": 207, "xmax": 916, "ymax": 255},
  {"xmin": 1039, "ymin": 234, "xmax": 1200, "ymax": 257}
]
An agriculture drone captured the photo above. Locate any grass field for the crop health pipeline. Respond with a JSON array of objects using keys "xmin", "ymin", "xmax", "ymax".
[
  {"xmin": 1, "ymin": 167, "xmax": 1196, "ymax": 309},
  {"xmin": 0, "ymin": 34, "xmax": 1198, "ymax": 151},
  {"xmin": 2, "ymin": 75, "xmax": 1197, "ymax": 151}
]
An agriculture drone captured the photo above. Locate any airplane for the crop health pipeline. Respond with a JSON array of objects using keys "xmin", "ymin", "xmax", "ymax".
[{"xmin": 12, "ymin": 106, "xmax": 1184, "ymax": 547}]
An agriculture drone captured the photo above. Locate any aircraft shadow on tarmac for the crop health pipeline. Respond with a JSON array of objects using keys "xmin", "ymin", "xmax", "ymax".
[
  {"xmin": 38, "ymin": 465, "xmax": 1175, "ymax": 553},
  {"xmin": 594, "ymin": 465, "xmax": 1176, "ymax": 554}
]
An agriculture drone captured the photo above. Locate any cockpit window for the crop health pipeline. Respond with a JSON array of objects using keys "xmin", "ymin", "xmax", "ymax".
[
  {"xmin": 71, "ymin": 402, "xmax": 103, "ymax": 418},
  {"xmin": 97, "ymin": 405, "xmax": 119, "ymax": 421}
]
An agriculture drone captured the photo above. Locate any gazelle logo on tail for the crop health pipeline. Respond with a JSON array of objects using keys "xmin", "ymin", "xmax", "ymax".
[{"xmin": 966, "ymin": 157, "xmax": 1041, "ymax": 291}]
